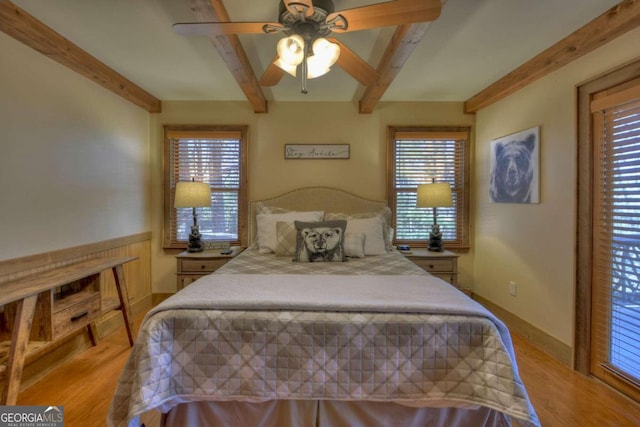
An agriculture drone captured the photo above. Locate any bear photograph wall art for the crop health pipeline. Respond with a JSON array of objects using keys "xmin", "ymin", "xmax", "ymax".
[{"xmin": 489, "ymin": 126, "xmax": 540, "ymax": 203}]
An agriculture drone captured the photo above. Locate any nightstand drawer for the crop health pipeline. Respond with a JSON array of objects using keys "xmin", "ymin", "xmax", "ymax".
[
  {"xmin": 181, "ymin": 259, "xmax": 228, "ymax": 272},
  {"xmin": 412, "ymin": 259, "xmax": 453, "ymax": 272},
  {"xmin": 176, "ymin": 248, "xmax": 244, "ymax": 291}
]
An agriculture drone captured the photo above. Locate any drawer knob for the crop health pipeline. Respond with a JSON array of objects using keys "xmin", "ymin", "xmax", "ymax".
[{"xmin": 429, "ymin": 264, "xmax": 434, "ymax": 269}]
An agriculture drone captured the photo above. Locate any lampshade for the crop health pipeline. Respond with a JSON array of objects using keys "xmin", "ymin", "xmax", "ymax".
[
  {"xmin": 174, "ymin": 181, "xmax": 211, "ymax": 208},
  {"xmin": 416, "ymin": 183, "xmax": 453, "ymax": 208}
]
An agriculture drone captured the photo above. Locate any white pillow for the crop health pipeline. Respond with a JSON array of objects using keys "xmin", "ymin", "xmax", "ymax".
[
  {"xmin": 256, "ymin": 211, "xmax": 323, "ymax": 253},
  {"xmin": 346, "ymin": 216, "xmax": 386, "ymax": 255},
  {"xmin": 325, "ymin": 207, "xmax": 394, "ymax": 250},
  {"xmin": 344, "ymin": 232, "xmax": 366, "ymax": 258}
]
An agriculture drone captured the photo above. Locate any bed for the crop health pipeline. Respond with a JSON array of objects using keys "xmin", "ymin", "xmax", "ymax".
[{"xmin": 108, "ymin": 187, "xmax": 540, "ymax": 427}]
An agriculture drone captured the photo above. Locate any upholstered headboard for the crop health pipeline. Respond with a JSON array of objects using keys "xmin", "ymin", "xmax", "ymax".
[{"xmin": 248, "ymin": 187, "xmax": 388, "ymax": 244}]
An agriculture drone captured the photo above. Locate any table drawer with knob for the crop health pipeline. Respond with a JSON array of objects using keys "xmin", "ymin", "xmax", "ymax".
[
  {"xmin": 181, "ymin": 259, "xmax": 228, "ymax": 273},
  {"xmin": 176, "ymin": 248, "xmax": 244, "ymax": 291}
]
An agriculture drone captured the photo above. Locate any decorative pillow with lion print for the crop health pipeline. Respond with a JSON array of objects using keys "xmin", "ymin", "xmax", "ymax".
[{"xmin": 294, "ymin": 220, "xmax": 347, "ymax": 262}]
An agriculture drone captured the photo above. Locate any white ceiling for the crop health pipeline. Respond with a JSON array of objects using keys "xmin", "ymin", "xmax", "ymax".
[{"xmin": 13, "ymin": 0, "xmax": 622, "ymax": 103}]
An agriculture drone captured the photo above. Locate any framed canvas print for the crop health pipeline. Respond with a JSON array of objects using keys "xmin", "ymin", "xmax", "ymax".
[{"xmin": 489, "ymin": 126, "xmax": 540, "ymax": 203}]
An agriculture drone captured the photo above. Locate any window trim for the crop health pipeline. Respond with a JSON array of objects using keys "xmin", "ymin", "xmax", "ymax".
[
  {"xmin": 163, "ymin": 124, "xmax": 249, "ymax": 249},
  {"xmin": 386, "ymin": 126, "xmax": 471, "ymax": 249}
]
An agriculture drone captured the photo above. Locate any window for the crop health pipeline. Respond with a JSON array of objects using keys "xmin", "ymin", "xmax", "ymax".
[
  {"xmin": 577, "ymin": 58, "xmax": 640, "ymax": 402},
  {"xmin": 387, "ymin": 127, "xmax": 470, "ymax": 249},
  {"xmin": 163, "ymin": 125, "xmax": 248, "ymax": 249},
  {"xmin": 591, "ymin": 78, "xmax": 640, "ymax": 397}
]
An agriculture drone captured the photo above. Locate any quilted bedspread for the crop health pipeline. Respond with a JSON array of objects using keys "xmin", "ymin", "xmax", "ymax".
[{"xmin": 108, "ymin": 270, "xmax": 540, "ymax": 427}]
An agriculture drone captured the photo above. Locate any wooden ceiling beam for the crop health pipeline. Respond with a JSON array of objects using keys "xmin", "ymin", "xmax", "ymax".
[
  {"xmin": 0, "ymin": 1, "xmax": 162, "ymax": 113},
  {"xmin": 185, "ymin": 0, "xmax": 268, "ymax": 114},
  {"xmin": 464, "ymin": 0, "xmax": 640, "ymax": 114},
  {"xmin": 358, "ymin": 22, "xmax": 432, "ymax": 114}
]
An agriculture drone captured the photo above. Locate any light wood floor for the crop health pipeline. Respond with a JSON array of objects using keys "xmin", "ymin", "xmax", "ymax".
[{"xmin": 16, "ymin": 311, "xmax": 640, "ymax": 426}]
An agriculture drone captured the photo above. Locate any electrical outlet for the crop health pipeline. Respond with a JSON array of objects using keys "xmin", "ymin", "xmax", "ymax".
[{"xmin": 509, "ymin": 281, "xmax": 517, "ymax": 297}]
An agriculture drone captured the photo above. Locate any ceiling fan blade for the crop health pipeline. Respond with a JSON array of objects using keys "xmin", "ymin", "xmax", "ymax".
[
  {"xmin": 172, "ymin": 21, "xmax": 281, "ymax": 36},
  {"xmin": 260, "ymin": 58, "xmax": 286, "ymax": 86},
  {"xmin": 329, "ymin": 0, "xmax": 441, "ymax": 33},
  {"xmin": 283, "ymin": 0, "xmax": 315, "ymax": 18},
  {"xmin": 327, "ymin": 38, "xmax": 380, "ymax": 86}
]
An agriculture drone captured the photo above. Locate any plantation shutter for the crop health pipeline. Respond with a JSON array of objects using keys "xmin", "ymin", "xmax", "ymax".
[
  {"xmin": 388, "ymin": 128, "xmax": 469, "ymax": 248},
  {"xmin": 591, "ymin": 82, "xmax": 640, "ymax": 397},
  {"xmin": 164, "ymin": 128, "xmax": 247, "ymax": 248}
]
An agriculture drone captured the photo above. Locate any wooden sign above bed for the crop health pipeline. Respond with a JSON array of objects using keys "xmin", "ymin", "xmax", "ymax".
[{"xmin": 284, "ymin": 144, "xmax": 350, "ymax": 159}]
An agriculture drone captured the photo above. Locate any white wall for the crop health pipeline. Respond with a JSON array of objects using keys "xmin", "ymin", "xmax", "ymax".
[
  {"xmin": 150, "ymin": 101, "xmax": 475, "ymax": 293},
  {"xmin": 474, "ymin": 27, "xmax": 640, "ymax": 346},
  {"xmin": 0, "ymin": 33, "xmax": 150, "ymax": 261}
]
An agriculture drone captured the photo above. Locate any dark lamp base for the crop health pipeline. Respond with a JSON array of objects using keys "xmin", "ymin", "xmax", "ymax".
[
  {"xmin": 428, "ymin": 223, "xmax": 444, "ymax": 252},
  {"xmin": 187, "ymin": 243, "xmax": 204, "ymax": 253},
  {"xmin": 187, "ymin": 224, "xmax": 204, "ymax": 252}
]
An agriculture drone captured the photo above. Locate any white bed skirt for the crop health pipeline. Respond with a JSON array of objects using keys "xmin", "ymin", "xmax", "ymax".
[{"xmin": 163, "ymin": 400, "xmax": 512, "ymax": 427}]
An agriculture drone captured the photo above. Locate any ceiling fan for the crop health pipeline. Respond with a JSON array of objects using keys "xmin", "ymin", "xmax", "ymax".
[{"xmin": 173, "ymin": 0, "xmax": 442, "ymax": 93}]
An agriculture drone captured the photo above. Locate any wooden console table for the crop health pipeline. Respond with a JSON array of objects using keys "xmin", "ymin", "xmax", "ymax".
[{"xmin": 0, "ymin": 256, "xmax": 137, "ymax": 405}]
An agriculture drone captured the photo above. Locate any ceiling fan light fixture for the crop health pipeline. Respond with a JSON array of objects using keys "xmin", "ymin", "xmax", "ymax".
[
  {"xmin": 174, "ymin": 0, "xmax": 445, "ymax": 95},
  {"xmin": 273, "ymin": 2, "xmax": 344, "ymax": 91}
]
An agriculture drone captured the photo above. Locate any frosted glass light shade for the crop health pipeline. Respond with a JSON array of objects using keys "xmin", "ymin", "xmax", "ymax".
[
  {"xmin": 276, "ymin": 34, "xmax": 305, "ymax": 76},
  {"xmin": 307, "ymin": 38, "xmax": 339, "ymax": 79}
]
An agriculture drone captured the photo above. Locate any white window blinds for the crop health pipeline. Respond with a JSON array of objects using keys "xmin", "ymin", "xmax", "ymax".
[
  {"xmin": 591, "ymin": 86, "xmax": 640, "ymax": 391},
  {"xmin": 164, "ymin": 128, "xmax": 247, "ymax": 248},
  {"xmin": 388, "ymin": 128, "xmax": 469, "ymax": 248}
]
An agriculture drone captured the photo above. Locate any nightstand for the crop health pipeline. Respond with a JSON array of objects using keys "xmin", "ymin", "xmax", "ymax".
[
  {"xmin": 403, "ymin": 249, "xmax": 459, "ymax": 288},
  {"xmin": 176, "ymin": 247, "xmax": 244, "ymax": 290}
]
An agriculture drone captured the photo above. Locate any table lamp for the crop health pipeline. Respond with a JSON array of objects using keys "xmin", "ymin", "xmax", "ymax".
[
  {"xmin": 174, "ymin": 180, "xmax": 211, "ymax": 252},
  {"xmin": 417, "ymin": 181, "xmax": 453, "ymax": 252}
]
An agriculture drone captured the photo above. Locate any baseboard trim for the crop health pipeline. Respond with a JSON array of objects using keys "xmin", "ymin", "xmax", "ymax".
[
  {"xmin": 473, "ymin": 294, "xmax": 573, "ymax": 367},
  {"xmin": 94, "ymin": 294, "xmax": 153, "ymax": 337}
]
